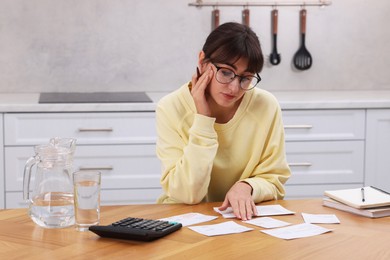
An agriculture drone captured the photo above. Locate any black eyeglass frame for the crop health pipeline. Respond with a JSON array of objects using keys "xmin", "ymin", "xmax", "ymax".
[{"xmin": 212, "ymin": 63, "xmax": 262, "ymax": 91}]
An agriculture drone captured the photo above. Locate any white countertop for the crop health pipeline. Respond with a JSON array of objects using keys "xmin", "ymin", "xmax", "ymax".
[
  {"xmin": 273, "ymin": 90, "xmax": 390, "ymax": 109},
  {"xmin": 1, "ymin": 90, "xmax": 390, "ymax": 112}
]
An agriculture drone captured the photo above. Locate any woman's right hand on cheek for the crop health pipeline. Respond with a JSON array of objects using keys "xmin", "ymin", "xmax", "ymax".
[{"xmin": 190, "ymin": 65, "xmax": 213, "ymax": 117}]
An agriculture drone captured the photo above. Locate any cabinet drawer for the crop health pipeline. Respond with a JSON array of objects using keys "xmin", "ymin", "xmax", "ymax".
[
  {"xmin": 4, "ymin": 112, "xmax": 156, "ymax": 145},
  {"xmin": 282, "ymin": 109, "xmax": 365, "ymax": 141},
  {"xmin": 285, "ymin": 141, "xmax": 364, "ymax": 185},
  {"xmin": 5, "ymin": 144, "xmax": 161, "ymax": 191},
  {"xmin": 6, "ymin": 188, "xmax": 162, "ymax": 209},
  {"xmin": 74, "ymin": 145, "xmax": 161, "ymax": 189},
  {"xmin": 284, "ymin": 184, "xmax": 362, "ymax": 199},
  {"xmin": 100, "ymin": 189, "xmax": 162, "ymax": 205},
  {"xmin": 365, "ymin": 109, "xmax": 390, "ymax": 191},
  {"xmin": 0, "ymin": 114, "xmax": 3, "ymax": 209}
]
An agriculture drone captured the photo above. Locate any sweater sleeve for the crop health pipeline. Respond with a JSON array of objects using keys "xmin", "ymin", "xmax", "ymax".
[
  {"xmin": 242, "ymin": 104, "xmax": 291, "ymax": 203},
  {"xmin": 156, "ymin": 102, "xmax": 219, "ymax": 204}
]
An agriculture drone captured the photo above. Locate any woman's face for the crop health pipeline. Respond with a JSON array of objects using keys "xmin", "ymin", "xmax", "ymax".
[{"xmin": 206, "ymin": 57, "xmax": 251, "ymax": 109}]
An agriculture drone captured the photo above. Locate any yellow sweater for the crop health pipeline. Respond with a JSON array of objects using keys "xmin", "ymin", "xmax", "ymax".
[{"xmin": 156, "ymin": 83, "xmax": 291, "ymax": 204}]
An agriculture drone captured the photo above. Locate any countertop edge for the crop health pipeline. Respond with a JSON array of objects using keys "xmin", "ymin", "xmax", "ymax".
[{"xmin": 0, "ymin": 90, "xmax": 390, "ymax": 112}]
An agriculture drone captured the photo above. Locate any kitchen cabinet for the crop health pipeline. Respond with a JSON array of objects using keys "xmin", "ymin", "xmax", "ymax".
[
  {"xmin": 365, "ymin": 109, "xmax": 390, "ymax": 191},
  {"xmin": 0, "ymin": 115, "xmax": 4, "ymax": 208},
  {"xmin": 3, "ymin": 112, "xmax": 162, "ymax": 208},
  {"xmin": 0, "ymin": 98, "xmax": 389, "ymax": 208},
  {"xmin": 282, "ymin": 109, "xmax": 366, "ymax": 198}
]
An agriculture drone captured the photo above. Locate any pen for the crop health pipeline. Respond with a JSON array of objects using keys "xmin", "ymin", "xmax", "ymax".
[{"xmin": 361, "ymin": 187, "xmax": 365, "ymax": 202}]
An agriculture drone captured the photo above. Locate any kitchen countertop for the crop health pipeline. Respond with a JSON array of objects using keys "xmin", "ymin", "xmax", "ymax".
[{"xmin": 1, "ymin": 90, "xmax": 390, "ymax": 112}]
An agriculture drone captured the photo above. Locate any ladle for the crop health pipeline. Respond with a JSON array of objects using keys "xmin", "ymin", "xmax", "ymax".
[{"xmin": 269, "ymin": 9, "xmax": 281, "ymax": 65}]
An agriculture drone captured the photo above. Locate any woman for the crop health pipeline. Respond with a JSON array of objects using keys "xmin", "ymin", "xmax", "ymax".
[{"xmin": 156, "ymin": 22, "xmax": 290, "ymax": 220}]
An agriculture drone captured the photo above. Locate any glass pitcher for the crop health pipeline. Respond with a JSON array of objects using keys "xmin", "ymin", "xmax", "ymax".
[{"xmin": 23, "ymin": 137, "xmax": 76, "ymax": 228}]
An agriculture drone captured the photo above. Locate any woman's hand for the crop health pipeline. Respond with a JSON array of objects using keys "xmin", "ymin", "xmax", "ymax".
[
  {"xmin": 190, "ymin": 65, "xmax": 213, "ymax": 117},
  {"xmin": 218, "ymin": 182, "xmax": 258, "ymax": 221}
]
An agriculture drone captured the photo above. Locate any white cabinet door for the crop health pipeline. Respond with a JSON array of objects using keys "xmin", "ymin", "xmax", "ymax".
[
  {"xmin": 4, "ymin": 112, "xmax": 156, "ymax": 145},
  {"xmin": 286, "ymin": 141, "xmax": 365, "ymax": 185},
  {"xmin": 74, "ymin": 145, "xmax": 161, "ymax": 189},
  {"xmin": 5, "ymin": 144, "xmax": 161, "ymax": 191},
  {"xmin": 3, "ymin": 112, "xmax": 161, "ymax": 208},
  {"xmin": 285, "ymin": 184, "xmax": 362, "ymax": 199},
  {"xmin": 283, "ymin": 110, "xmax": 365, "ymax": 141},
  {"xmin": 6, "ymin": 189, "xmax": 163, "ymax": 208},
  {"xmin": 365, "ymin": 109, "xmax": 390, "ymax": 191},
  {"xmin": 100, "ymin": 189, "xmax": 162, "ymax": 205},
  {"xmin": 282, "ymin": 109, "xmax": 366, "ymax": 198},
  {"xmin": 0, "ymin": 115, "xmax": 4, "ymax": 209},
  {"xmin": 5, "ymin": 144, "xmax": 162, "ymax": 208}
]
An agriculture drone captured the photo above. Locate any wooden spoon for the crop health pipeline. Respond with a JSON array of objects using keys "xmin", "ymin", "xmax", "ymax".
[
  {"xmin": 212, "ymin": 9, "xmax": 220, "ymax": 31},
  {"xmin": 242, "ymin": 9, "xmax": 250, "ymax": 27}
]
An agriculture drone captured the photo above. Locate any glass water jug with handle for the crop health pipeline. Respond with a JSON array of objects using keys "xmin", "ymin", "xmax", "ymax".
[{"xmin": 23, "ymin": 137, "xmax": 76, "ymax": 228}]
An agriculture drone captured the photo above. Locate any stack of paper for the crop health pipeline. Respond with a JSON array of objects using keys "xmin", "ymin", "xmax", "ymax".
[{"xmin": 323, "ymin": 186, "xmax": 390, "ymax": 218}]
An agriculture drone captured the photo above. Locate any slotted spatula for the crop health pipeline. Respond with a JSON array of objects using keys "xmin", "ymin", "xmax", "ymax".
[{"xmin": 293, "ymin": 9, "xmax": 312, "ymax": 70}]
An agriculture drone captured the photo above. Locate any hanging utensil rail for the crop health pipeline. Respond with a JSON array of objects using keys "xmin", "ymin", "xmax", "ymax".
[{"xmin": 189, "ymin": 0, "xmax": 331, "ymax": 8}]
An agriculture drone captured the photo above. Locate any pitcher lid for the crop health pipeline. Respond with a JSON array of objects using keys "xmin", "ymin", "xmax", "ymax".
[{"xmin": 34, "ymin": 137, "xmax": 76, "ymax": 162}]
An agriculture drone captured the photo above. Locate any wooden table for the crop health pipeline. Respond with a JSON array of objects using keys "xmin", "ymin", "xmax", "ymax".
[{"xmin": 0, "ymin": 199, "xmax": 389, "ymax": 259}]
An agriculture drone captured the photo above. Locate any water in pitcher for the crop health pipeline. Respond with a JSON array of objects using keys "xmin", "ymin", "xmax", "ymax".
[{"xmin": 29, "ymin": 192, "xmax": 75, "ymax": 228}]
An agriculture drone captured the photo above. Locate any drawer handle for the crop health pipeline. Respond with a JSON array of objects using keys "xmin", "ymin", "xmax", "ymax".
[
  {"xmin": 284, "ymin": 124, "xmax": 313, "ymax": 129},
  {"xmin": 288, "ymin": 162, "xmax": 312, "ymax": 167},
  {"xmin": 78, "ymin": 128, "xmax": 113, "ymax": 132},
  {"xmin": 79, "ymin": 166, "xmax": 114, "ymax": 171}
]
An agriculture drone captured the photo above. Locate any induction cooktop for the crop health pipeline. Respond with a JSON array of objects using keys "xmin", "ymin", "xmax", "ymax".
[{"xmin": 39, "ymin": 92, "xmax": 152, "ymax": 103}]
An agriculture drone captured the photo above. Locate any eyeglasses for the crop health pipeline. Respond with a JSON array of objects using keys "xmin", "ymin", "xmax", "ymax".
[{"xmin": 212, "ymin": 63, "xmax": 261, "ymax": 90}]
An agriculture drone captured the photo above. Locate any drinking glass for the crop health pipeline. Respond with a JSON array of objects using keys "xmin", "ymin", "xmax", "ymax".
[{"xmin": 73, "ymin": 171, "xmax": 101, "ymax": 231}]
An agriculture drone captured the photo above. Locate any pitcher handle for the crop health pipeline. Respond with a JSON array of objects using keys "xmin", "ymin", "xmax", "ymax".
[{"xmin": 23, "ymin": 156, "xmax": 38, "ymax": 201}]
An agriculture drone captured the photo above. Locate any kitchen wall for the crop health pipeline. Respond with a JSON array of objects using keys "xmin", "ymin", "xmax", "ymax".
[{"xmin": 0, "ymin": 0, "xmax": 389, "ymax": 93}]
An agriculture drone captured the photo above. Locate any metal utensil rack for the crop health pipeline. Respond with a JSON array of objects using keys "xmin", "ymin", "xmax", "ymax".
[{"xmin": 189, "ymin": 0, "xmax": 332, "ymax": 8}]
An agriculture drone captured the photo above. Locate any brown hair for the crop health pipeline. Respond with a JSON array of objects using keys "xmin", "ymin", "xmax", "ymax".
[{"xmin": 202, "ymin": 22, "xmax": 264, "ymax": 74}]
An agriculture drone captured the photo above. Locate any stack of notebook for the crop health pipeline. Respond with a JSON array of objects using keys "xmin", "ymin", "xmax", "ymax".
[{"xmin": 323, "ymin": 186, "xmax": 390, "ymax": 218}]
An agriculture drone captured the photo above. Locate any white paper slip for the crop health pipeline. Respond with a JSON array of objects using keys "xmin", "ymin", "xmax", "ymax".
[
  {"xmin": 244, "ymin": 217, "xmax": 291, "ymax": 228},
  {"xmin": 261, "ymin": 223, "xmax": 332, "ymax": 240},
  {"xmin": 159, "ymin": 213, "xmax": 218, "ymax": 227},
  {"xmin": 214, "ymin": 205, "xmax": 295, "ymax": 218},
  {"xmin": 301, "ymin": 213, "xmax": 340, "ymax": 224},
  {"xmin": 188, "ymin": 221, "xmax": 253, "ymax": 237},
  {"xmin": 258, "ymin": 205, "xmax": 295, "ymax": 216}
]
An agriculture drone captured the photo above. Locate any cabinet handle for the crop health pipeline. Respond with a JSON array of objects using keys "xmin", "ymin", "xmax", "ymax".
[
  {"xmin": 284, "ymin": 124, "xmax": 313, "ymax": 129},
  {"xmin": 288, "ymin": 162, "xmax": 312, "ymax": 167},
  {"xmin": 78, "ymin": 128, "xmax": 113, "ymax": 132},
  {"xmin": 78, "ymin": 166, "xmax": 114, "ymax": 171}
]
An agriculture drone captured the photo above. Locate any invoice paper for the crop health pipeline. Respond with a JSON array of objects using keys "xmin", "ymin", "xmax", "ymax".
[
  {"xmin": 244, "ymin": 217, "xmax": 291, "ymax": 228},
  {"xmin": 261, "ymin": 223, "xmax": 332, "ymax": 240},
  {"xmin": 188, "ymin": 221, "xmax": 253, "ymax": 236},
  {"xmin": 301, "ymin": 213, "xmax": 340, "ymax": 224},
  {"xmin": 214, "ymin": 205, "xmax": 295, "ymax": 218},
  {"xmin": 160, "ymin": 213, "xmax": 218, "ymax": 227}
]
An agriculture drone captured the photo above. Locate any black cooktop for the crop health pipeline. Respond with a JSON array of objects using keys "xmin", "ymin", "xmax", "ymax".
[{"xmin": 39, "ymin": 92, "xmax": 152, "ymax": 103}]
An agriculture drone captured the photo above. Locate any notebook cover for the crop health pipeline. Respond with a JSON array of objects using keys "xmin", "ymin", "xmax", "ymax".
[{"xmin": 324, "ymin": 186, "xmax": 390, "ymax": 209}]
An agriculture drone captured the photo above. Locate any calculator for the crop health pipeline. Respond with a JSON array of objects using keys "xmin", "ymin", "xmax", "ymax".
[{"xmin": 88, "ymin": 217, "xmax": 182, "ymax": 242}]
